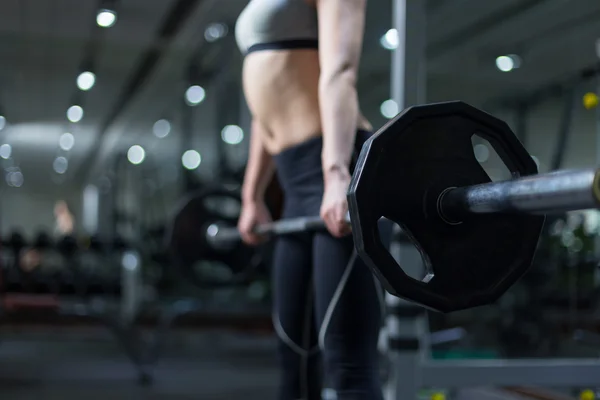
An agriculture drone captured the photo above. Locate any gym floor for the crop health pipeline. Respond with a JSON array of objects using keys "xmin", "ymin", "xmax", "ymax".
[
  {"xmin": 0, "ymin": 328, "xmax": 279, "ymax": 399},
  {"xmin": 0, "ymin": 327, "xmax": 573, "ymax": 400}
]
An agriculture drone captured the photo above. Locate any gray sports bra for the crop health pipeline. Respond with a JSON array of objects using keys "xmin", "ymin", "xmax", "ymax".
[{"xmin": 235, "ymin": 0, "xmax": 318, "ymax": 55}]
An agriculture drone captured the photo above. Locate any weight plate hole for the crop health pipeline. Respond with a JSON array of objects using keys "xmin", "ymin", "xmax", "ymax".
[
  {"xmin": 471, "ymin": 134, "xmax": 513, "ymax": 182},
  {"xmin": 378, "ymin": 218, "xmax": 432, "ymax": 284}
]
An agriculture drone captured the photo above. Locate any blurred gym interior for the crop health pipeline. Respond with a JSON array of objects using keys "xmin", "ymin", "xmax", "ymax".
[{"xmin": 1, "ymin": 0, "xmax": 600, "ymax": 399}]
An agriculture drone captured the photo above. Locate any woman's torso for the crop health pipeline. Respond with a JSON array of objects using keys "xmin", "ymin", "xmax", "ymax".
[{"xmin": 236, "ymin": 0, "xmax": 371, "ymax": 154}]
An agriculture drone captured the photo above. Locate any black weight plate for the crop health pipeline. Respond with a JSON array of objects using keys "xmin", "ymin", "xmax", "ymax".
[
  {"xmin": 166, "ymin": 187, "xmax": 263, "ymax": 288},
  {"xmin": 348, "ymin": 101, "xmax": 544, "ymax": 313}
]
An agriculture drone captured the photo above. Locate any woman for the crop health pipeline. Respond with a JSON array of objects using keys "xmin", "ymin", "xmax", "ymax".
[
  {"xmin": 19, "ymin": 201, "xmax": 75, "ymax": 273},
  {"xmin": 235, "ymin": 0, "xmax": 391, "ymax": 399},
  {"xmin": 53, "ymin": 200, "xmax": 75, "ymax": 237}
]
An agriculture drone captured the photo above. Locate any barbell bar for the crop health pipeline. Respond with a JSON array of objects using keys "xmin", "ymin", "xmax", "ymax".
[
  {"xmin": 168, "ymin": 101, "xmax": 600, "ymax": 312},
  {"xmin": 206, "ymin": 215, "xmax": 350, "ymax": 249},
  {"xmin": 207, "ymin": 168, "xmax": 600, "ymax": 248},
  {"xmin": 438, "ymin": 168, "xmax": 600, "ymax": 223}
]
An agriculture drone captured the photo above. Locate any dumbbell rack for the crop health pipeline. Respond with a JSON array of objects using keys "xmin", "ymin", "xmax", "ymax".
[
  {"xmin": 0, "ymin": 236, "xmax": 152, "ymax": 385},
  {"xmin": 383, "ymin": 232, "xmax": 600, "ymax": 400}
]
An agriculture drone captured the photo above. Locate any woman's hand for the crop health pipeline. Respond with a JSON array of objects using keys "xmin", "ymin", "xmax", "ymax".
[
  {"xmin": 238, "ymin": 200, "xmax": 273, "ymax": 246},
  {"xmin": 320, "ymin": 170, "xmax": 352, "ymax": 238}
]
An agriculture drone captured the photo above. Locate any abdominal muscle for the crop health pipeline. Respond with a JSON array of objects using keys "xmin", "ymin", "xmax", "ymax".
[{"xmin": 242, "ymin": 49, "xmax": 371, "ymax": 155}]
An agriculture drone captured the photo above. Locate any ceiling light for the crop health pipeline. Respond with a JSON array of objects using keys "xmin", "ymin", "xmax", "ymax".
[
  {"xmin": 77, "ymin": 71, "xmax": 96, "ymax": 91},
  {"xmin": 181, "ymin": 150, "xmax": 201, "ymax": 170},
  {"xmin": 7, "ymin": 170, "xmax": 23, "ymax": 188},
  {"xmin": 53, "ymin": 156, "xmax": 68, "ymax": 174},
  {"xmin": 221, "ymin": 125, "xmax": 244, "ymax": 145},
  {"xmin": 185, "ymin": 85, "xmax": 206, "ymax": 106},
  {"xmin": 67, "ymin": 105, "xmax": 84, "ymax": 123},
  {"xmin": 153, "ymin": 119, "xmax": 171, "ymax": 138},
  {"xmin": 59, "ymin": 132, "xmax": 75, "ymax": 151},
  {"xmin": 127, "ymin": 145, "xmax": 145, "ymax": 165},
  {"xmin": 0, "ymin": 115, "xmax": 6, "ymax": 131},
  {"xmin": 495, "ymin": 54, "xmax": 522, "ymax": 72},
  {"xmin": 97, "ymin": 9, "xmax": 117, "ymax": 28},
  {"xmin": 380, "ymin": 99, "xmax": 399, "ymax": 119},
  {"xmin": 380, "ymin": 29, "xmax": 398, "ymax": 50},
  {"xmin": 205, "ymin": 23, "xmax": 228, "ymax": 42},
  {"xmin": 0, "ymin": 143, "xmax": 11, "ymax": 159}
]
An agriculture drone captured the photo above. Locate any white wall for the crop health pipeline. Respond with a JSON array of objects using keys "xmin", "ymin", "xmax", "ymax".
[
  {"xmin": 471, "ymin": 98, "xmax": 599, "ymax": 177},
  {"xmin": 0, "ymin": 175, "xmax": 180, "ymax": 243},
  {"xmin": 520, "ymin": 98, "xmax": 598, "ymax": 171}
]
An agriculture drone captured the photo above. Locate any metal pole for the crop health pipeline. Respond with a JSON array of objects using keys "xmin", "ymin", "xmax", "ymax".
[
  {"xmin": 514, "ymin": 103, "xmax": 528, "ymax": 146},
  {"xmin": 82, "ymin": 184, "xmax": 100, "ymax": 235},
  {"xmin": 181, "ymin": 96, "xmax": 195, "ymax": 194},
  {"xmin": 595, "ymin": 38, "xmax": 600, "ymax": 260},
  {"xmin": 597, "ymin": 85, "xmax": 600, "ymax": 169},
  {"xmin": 214, "ymin": 76, "xmax": 237, "ymax": 178},
  {"xmin": 550, "ymin": 88, "xmax": 576, "ymax": 170},
  {"xmin": 387, "ymin": 1, "xmax": 427, "ymax": 400},
  {"xmin": 110, "ymin": 153, "xmax": 122, "ymax": 241},
  {"xmin": 440, "ymin": 168, "xmax": 600, "ymax": 222},
  {"xmin": 391, "ymin": 1, "xmax": 426, "ymax": 109},
  {"xmin": 120, "ymin": 248, "xmax": 143, "ymax": 324}
]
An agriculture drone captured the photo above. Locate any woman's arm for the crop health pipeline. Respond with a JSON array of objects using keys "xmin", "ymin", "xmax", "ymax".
[
  {"xmin": 241, "ymin": 119, "xmax": 275, "ymax": 204},
  {"xmin": 316, "ymin": 0, "xmax": 367, "ymax": 180}
]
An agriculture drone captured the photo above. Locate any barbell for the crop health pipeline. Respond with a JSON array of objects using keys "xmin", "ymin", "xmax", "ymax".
[
  {"xmin": 167, "ymin": 101, "xmax": 600, "ymax": 313},
  {"xmin": 166, "ymin": 187, "xmax": 267, "ymax": 288},
  {"xmin": 206, "ymin": 169, "xmax": 599, "ymax": 245},
  {"xmin": 206, "ymin": 214, "xmax": 352, "ymax": 249}
]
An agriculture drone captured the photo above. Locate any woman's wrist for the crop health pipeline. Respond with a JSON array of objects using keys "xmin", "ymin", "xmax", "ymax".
[
  {"xmin": 323, "ymin": 164, "xmax": 351, "ymax": 183},
  {"xmin": 242, "ymin": 196, "xmax": 264, "ymax": 206},
  {"xmin": 242, "ymin": 188, "xmax": 265, "ymax": 205}
]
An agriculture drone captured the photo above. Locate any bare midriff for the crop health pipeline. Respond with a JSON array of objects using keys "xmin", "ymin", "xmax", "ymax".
[{"xmin": 242, "ymin": 48, "xmax": 371, "ymax": 154}]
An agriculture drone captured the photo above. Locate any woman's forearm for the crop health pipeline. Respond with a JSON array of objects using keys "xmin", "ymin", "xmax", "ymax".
[
  {"xmin": 315, "ymin": 0, "xmax": 366, "ymax": 181},
  {"xmin": 242, "ymin": 120, "xmax": 275, "ymax": 203},
  {"xmin": 319, "ymin": 73, "xmax": 358, "ymax": 180}
]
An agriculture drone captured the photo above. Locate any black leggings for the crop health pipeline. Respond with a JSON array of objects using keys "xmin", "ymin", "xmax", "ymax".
[{"xmin": 271, "ymin": 133, "xmax": 392, "ymax": 400}]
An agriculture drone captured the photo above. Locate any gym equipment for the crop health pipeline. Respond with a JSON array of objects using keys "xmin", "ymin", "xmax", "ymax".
[
  {"xmin": 1, "ymin": 233, "xmax": 141, "ymax": 300},
  {"xmin": 169, "ymin": 101, "xmax": 600, "ymax": 312},
  {"xmin": 206, "ymin": 214, "xmax": 351, "ymax": 249},
  {"xmin": 57, "ymin": 235, "xmax": 88, "ymax": 296},
  {"xmin": 91, "ymin": 236, "xmax": 123, "ymax": 295},
  {"xmin": 3, "ymin": 231, "xmax": 31, "ymax": 292},
  {"xmin": 347, "ymin": 101, "xmax": 599, "ymax": 312},
  {"xmin": 79, "ymin": 235, "xmax": 128, "ymax": 296},
  {"xmin": 24, "ymin": 231, "xmax": 58, "ymax": 293},
  {"xmin": 0, "ymin": 233, "xmax": 150, "ymax": 385},
  {"xmin": 166, "ymin": 187, "xmax": 265, "ymax": 288},
  {"xmin": 382, "ymin": 239, "xmax": 600, "ymax": 400}
]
